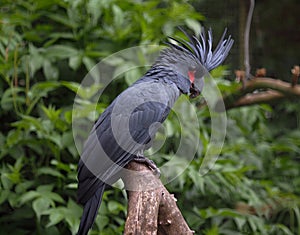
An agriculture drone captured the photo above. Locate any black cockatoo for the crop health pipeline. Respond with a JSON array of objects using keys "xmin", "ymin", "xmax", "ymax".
[{"xmin": 77, "ymin": 28, "xmax": 233, "ymax": 235}]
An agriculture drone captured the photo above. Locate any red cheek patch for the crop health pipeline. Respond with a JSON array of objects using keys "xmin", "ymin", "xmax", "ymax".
[{"xmin": 188, "ymin": 70, "xmax": 195, "ymax": 83}]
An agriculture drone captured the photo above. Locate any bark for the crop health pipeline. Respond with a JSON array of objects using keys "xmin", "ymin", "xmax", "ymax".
[{"xmin": 122, "ymin": 161, "xmax": 194, "ymax": 235}]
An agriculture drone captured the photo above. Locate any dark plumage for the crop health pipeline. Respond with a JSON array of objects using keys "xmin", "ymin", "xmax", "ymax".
[{"xmin": 77, "ymin": 28, "xmax": 233, "ymax": 235}]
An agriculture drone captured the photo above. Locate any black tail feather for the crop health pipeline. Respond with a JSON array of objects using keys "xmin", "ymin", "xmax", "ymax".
[{"xmin": 77, "ymin": 186, "xmax": 106, "ymax": 235}]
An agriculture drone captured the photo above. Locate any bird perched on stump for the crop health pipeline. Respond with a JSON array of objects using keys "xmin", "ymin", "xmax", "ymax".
[{"xmin": 77, "ymin": 28, "xmax": 233, "ymax": 235}]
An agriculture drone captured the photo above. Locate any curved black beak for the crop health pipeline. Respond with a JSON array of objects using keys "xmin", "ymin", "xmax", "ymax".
[{"xmin": 189, "ymin": 83, "xmax": 201, "ymax": 99}]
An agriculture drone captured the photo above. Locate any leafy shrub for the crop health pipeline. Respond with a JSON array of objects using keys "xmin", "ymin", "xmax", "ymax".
[{"xmin": 1, "ymin": 0, "xmax": 299, "ymax": 234}]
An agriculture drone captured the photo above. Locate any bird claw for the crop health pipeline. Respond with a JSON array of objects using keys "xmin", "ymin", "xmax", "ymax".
[{"xmin": 133, "ymin": 155, "xmax": 161, "ymax": 178}]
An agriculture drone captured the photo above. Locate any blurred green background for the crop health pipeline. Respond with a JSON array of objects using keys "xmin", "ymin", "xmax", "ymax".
[{"xmin": 0, "ymin": 0, "xmax": 299, "ymax": 234}]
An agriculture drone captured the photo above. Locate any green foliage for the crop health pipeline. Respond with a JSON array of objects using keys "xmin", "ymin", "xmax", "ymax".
[
  {"xmin": 0, "ymin": 0, "xmax": 203, "ymax": 234},
  {"xmin": 1, "ymin": 0, "xmax": 299, "ymax": 235}
]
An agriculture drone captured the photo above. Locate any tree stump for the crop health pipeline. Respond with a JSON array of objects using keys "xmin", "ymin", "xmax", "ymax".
[{"xmin": 122, "ymin": 161, "xmax": 194, "ymax": 235}]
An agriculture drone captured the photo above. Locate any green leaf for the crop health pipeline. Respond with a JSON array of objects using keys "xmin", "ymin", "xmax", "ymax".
[
  {"xmin": 234, "ymin": 217, "xmax": 246, "ymax": 230},
  {"xmin": 65, "ymin": 199, "xmax": 82, "ymax": 232},
  {"xmin": 205, "ymin": 225, "xmax": 219, "ymax": 235},
  {"xmin": 12, "ymin": 115, "xmax": 44, "ymax": 132},
  {"xmin": 15, "ymin": 181, "xmax": 35, "ymax": 194},
  {"xmin": 60, "ymin": 81, "xmax": 79, "ymax": 94},
  {"xmin": 69, "ymin": 54, "xmax": 82, "ymax": 70},
  {"xmin": 185, "ymin": 18, "xmax": 202, "ymax": 36},
  {"xmin": 46, "ymin": 192, "xmax": 64, "ymax": 204},
  {"xmin": 19, "ymin": 191, "xmax": 40, "ymax": 205},
  {"xmin": 107, "ymin": 201, "xmax": 120, "ymax": 213},
  {"xmin": 95, "ymin": 214, "xmax": 110, "ymax": 231},
  {"xmin": 45, "ymin": 199, "xmax": 82, "ymax": 232},
  {"xmin": 33, "ymin": 197, "xmax": 52, "ymax": 221},
  {"xmin": 6, "ymin": 129, "xmax": 22, "ymax": 147},
  {"xmin": 28, "ymin": 81, "xmax": 61, "ymax": 101},
  {"xmin": 61, "ymin": 81, "xmax": 103, "ymax": 99},
  {"xmin": 0, "ymin": 190, "xmax": 10, "ymax": 205},
  {"xmin": 273, "ymin": 224, "xmax": 295, "ymax": 235},
  {"xmin": 188, "ymin": 168, "xmax": 205, "ymax": 193},
  {"xmin": 87, "ymin": 0, "xmax": 103, "ymax": 25},
  {"xmin": 112, "ymin": 4, "xmax": 124, "ymax": 28},
  {"xmin": 82, "ymin": 56, "xmax": 101, "ymax": 83},
  {"xmin": 37, "ymin": 167, "xmax": 64, "ymax": 178},
  {"xmin": 43, "ymin": 60, "xmax": 59, "ymax": 80},
  {"xmin": 46, "ymin": 208, "xmax": 65, "ymax": 227},
  {"xmin": 36, "ymin": 184, "xmax": 53, "ymax": 193},
  {"xmin": 29, "ymin": 44, "xmax": 44, "ymax": 76},
  {"xmin": 45, "ymin": 45, "xmax": 78, "ymax": 60},
  {"xmin": 46, "ymin": 13, "xmax": 77, "ymax": 28},
  {"xmin": 1, "ymin": 87, "xmax": 25, "ymax": 111}
]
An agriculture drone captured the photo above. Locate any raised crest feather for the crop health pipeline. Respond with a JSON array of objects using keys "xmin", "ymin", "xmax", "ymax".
[{"xmin": 166, "ymin": 27, "xmax": 234, "ymax": 71}]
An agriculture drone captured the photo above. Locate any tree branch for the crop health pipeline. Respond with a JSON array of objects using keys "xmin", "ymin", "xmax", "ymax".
[
  {"xmin": 242, "ymin": 77, "xmax": 300, "ymax": 95},
  {"xmin": 220, "ymin": 77, "xmax": 300, "ymax": 110},
  {"xmin": 226, "ymin": 90, "xmax": 285, "ymax": 109},
  {"xmin": 123, "ymin": 161, "xmax": 194, "ymax": 235}
]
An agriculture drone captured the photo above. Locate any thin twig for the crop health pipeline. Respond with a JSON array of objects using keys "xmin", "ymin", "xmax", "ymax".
[{"xmin": 244, "ymin": 0, "xmax": 255, "ymax": 79}]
